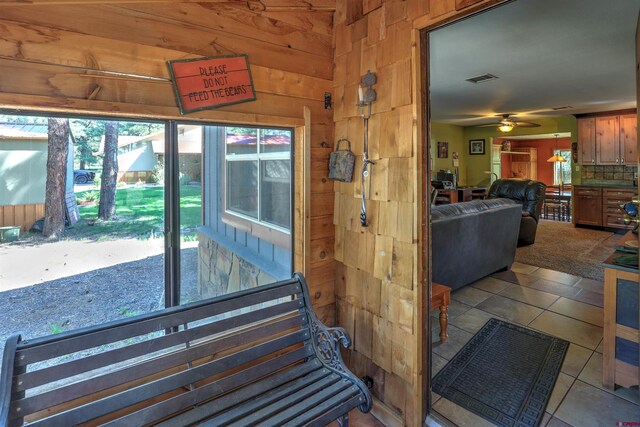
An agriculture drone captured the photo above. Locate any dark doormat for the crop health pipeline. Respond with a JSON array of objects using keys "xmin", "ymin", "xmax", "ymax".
[{"xmin": 432, "ymin": 318, "xmax": 569, "ymax": 427}]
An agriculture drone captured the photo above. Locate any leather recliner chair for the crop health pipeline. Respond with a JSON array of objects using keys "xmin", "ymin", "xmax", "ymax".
[{"xmin": 486, "ymin": 178, "xmax": 547, "ymax": 246}]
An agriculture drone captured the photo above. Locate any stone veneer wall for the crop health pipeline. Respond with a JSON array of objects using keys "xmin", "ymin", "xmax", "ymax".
[
  {"xmin": 197, "ymin": 232, "xmax": 276, "ymax": 300},
  {"xmin": 580, "ymin": 165, "xmax": 637, "ymax": 182}
]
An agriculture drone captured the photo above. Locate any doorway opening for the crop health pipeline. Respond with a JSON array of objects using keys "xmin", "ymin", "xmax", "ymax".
[{"xmin": 424, "ymin": 0, "xmax": 639, "ymax": 425}]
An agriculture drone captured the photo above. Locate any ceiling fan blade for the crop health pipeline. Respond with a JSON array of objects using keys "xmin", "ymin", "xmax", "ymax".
[
  {"xmin": 514, "ymin": 121, "xmax": 541, "ymax": 127},
  {"xmin": 474, "ymin": 122, "xmax": 501, "ymax": 127}
]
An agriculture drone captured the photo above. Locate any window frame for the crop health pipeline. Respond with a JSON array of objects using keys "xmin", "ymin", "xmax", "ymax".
[
  {"xmin": 552, "ymin": 149, "xmax": 572, "ymax": 185},
  {"xmin": 221, "ymin": 126, "xmax": 292, "ymax": 250}
]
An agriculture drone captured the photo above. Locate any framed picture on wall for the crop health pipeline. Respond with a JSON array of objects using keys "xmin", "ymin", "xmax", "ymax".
[
  {"xmin": 437, "ymin": 141, "xmax": 448, "ymax": 158},
  {"xmin": 469, "ymin": 139, "xmax": 485, "ymax": 155}
]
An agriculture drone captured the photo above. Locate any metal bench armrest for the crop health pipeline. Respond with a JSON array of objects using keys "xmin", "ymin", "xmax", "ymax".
[
  {"xmin": 293, "ymin": 272, "xmax": 372, "ymax": 413},
  {"xmin": 0, "ymin": 335, "xmax": 21, "ymax": 427}
]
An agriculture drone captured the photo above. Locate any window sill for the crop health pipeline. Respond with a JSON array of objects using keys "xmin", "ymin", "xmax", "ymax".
[
  {"xmin": 196, "ymin": 226, "xmax": 290, "ymax": 281},
  {"xmin": 221, "ymin": 211, "xmax": 291, "ymax": 250}
]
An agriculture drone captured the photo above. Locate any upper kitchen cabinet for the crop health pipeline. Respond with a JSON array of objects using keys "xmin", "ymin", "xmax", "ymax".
[
  {"xmin": 577, "ymin": 112, "xmax": 637, "ymax": 165},
  {"xmin": 578, "ymin": 117, "xmax": 596, "ymax": 164},
  {"xmin": 595, "ymin": 116, "xmax": 619, "ymax": 165},
  {"xmin": 619, "ymin": 114, "xmax": 638, "ymax": 165}
]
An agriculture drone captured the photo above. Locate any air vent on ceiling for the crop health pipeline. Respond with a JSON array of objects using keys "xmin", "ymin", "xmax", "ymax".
[
  {"xmin": 551, "ymin": 106, "xmax": 573, "ymax": 111},
  {"xmin": 465, "ymin": 74, "xmax": 498, "ymax": 84}
]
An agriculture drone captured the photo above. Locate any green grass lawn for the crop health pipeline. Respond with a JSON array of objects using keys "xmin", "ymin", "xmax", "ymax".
[{"xmin": 69, "ymin": 184, "xmax": 201, "ymax": 240}]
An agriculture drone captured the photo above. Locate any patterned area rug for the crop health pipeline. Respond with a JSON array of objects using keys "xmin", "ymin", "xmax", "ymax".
[
  {"xmin": 515, "ymin": 220, "xmax": 615, "ymax": 281},
  {"xmin": 433, "ymin": 319, "xmax": 569, "ymax": 427}
]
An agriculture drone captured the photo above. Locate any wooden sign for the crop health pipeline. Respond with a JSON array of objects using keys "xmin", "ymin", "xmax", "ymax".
[{"xmin": 167, "ymin": 54, "xmax": 256, "ymax": 114}]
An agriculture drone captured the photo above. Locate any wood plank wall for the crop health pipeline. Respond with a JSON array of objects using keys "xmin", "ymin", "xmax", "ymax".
[
  {"xmin": 0, "ymin": 2, "xmax": 335, "ymax": 323},
  {"xmin": 0, "ymin": 204, "xmax": 44, "ymax": 232},
  {"xmin": 0, "ymin": 0, "xmax": 505, "ymax": 424},
  {"xmin": 332, "ymin": 0, "xmax": 503, "ymax": 425}
]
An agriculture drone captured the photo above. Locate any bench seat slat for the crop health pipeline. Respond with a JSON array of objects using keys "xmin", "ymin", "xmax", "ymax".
[
  {"xmin": 250, "ymin": 380, "xmax": 353, "ymax": 427},
  {"xmin": 104, "ymin": 348, "xmax": 319, "ymax": 427},
  {"xmin": 16, "ymin": 282, "xmax": 302, "ymax": 366},
  {"xmin": 283, "ymin": 391, "xmax": 364, "ymax": 427},
  {"xmin": 219, "ymin": 373, "xmax": 343, "ymax": 427},
  {"xmin": 15, "ymin": 320, "xmax": 307, "ymax": 422},
  {"xmin": 16, "ymin": 299, "xmax": 305, "ymax": 392}
]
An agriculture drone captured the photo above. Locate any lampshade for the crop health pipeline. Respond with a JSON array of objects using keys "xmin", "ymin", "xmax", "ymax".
[
  {"xmin": 547, "ymin": 154, "xmax": 567, "ymax": 162},
  {"xmin": 498, "ymin": 123, "xmax": 514, "ymax": 132},
  {"xmin": 547, "ymin": 133, "xmax": 566, "ymax": 162}
]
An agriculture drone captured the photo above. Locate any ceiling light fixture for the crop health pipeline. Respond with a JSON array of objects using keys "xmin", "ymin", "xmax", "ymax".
[
  {"xmin": 498, "ymin": 122, "xmax": 514, "ymax": 133},
  {"xmin": 547, "ymin": 134, "xmax": 567, "ymax": 162},
  {"xmin": 498, "ymin": 116, "xmax": 515, "ymax": 133}
]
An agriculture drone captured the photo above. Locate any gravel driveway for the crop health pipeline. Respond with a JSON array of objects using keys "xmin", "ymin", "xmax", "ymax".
[{"xmin": 0, "ymin": 244, "xmax": 198, "ymax": 374}]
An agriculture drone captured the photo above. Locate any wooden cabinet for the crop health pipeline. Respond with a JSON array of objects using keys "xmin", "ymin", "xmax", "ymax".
[
  {"xmin": 603, "ymin": 235, "xmax": 639, "ymax": 390},
  {"xmin": 578, "ymin": 117, "xmax": 596, "ymax": 165},
  {"xmin": 574, "ymin": 186, "xmax": 637, "ymax": 229},
  {"xmin": 595, "ymin": 116, "xmax": 620, "ymax": 165},
  {"xmin": 619, "ymin": 114, "xmax": 638, "ymax": 165},
  {"xmin": 602, "ymin": 188, "xmax": 636, "ymax": 229},
  {"xmin": 574, "ymin": 187, "xmax": 602, "ymax": 226},
  {"xmin": 578, "ymin": 113, "xmax": 637, "ymax": 165}
]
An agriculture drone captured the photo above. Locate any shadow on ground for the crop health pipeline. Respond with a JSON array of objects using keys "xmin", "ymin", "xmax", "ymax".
[{"xmin": 0, "ymin": 247, "xmax": 198, "ymax": 366}]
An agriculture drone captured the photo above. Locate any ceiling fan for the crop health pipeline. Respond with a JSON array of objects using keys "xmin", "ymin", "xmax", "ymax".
[{"xmin": 474, "ymin": 114, "xmax": 541, "ymax": 133}]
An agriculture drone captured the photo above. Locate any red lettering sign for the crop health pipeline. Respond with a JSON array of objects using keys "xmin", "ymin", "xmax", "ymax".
[{"xmin": 167, "ymin": 54, "xmax": 256, "ymax": 114}]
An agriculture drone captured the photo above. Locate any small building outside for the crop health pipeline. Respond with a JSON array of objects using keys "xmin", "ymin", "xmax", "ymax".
[
  {"xmin": 96, "ymin": 125, "xmax": 202, "ymax": 184},
  {"xmin": 0, "ymin": 123, "xmax": 74, "ymax": 231}
]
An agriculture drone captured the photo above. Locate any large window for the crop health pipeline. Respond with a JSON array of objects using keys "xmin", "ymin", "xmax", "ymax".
[
  {"xmin": 224, "ymin": 127, "xmax": 291, "ymax": 239},
  {"xmin": 553, "ymin": 149, "xmax": 572, "ymax": 185}
]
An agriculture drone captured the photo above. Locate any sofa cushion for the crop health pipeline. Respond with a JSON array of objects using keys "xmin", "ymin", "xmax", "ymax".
[{"xmin": 432, "ymin": 198, "xmax": 517, "ymax": 221}]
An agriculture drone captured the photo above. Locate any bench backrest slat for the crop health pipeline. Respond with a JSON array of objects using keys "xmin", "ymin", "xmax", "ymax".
[
  {"xmin": 13, "ymin": 315, "xmax": 307, "ymax": 420},
  {"xmin": 16, "ymin": 298, "xmax": 304, "ymax": 392},
  {"xmin": 24, "ymin": 329, "xmax": 309, "ymax": 427},
  {"xmin": 16, "ymin": 281, "xmax": 302, "ymax": 366},
  {"xmin": 104, "ymin": 348, "xmax": 320, "ymax": 427}
]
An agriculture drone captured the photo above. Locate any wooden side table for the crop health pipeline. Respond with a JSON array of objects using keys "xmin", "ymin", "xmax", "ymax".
[{"xmin": 432, "ymin": 282, "xmax": 451, "ymax": 342}]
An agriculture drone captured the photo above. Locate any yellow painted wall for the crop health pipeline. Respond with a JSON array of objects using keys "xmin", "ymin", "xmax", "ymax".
[{"xmin": 430, "ymin": 122, "xmax": 467, "ymax": 185}]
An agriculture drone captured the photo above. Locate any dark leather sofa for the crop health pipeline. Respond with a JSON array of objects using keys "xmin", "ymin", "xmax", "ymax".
[
  {"xmin": 432, "ymin": 198, "xmax": 521, "ymax": 291},
  {"xmin": 486, "ymin": 178, "xmax": 547, "ymax": 247}
]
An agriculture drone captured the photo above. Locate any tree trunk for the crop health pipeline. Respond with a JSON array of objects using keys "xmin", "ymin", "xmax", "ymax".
[
  {"xmin": 98, "ymin": 121, "xmax": 119, "ymax": 220},
  {"xmin": 43, "ymin": 118, "xmax": 70, "ymax": 238}
]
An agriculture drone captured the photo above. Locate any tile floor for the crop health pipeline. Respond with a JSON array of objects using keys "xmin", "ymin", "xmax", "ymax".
[{"xmin": 431, "ymin": 262, "xmax": 640, "ymax": 427}]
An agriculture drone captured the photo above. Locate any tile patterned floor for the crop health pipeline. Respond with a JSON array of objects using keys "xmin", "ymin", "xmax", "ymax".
[
  {"xmin": 336, "ymin": 261, "xmax": 637, "ymax": 427},
  {"xmin": 431, "ymin": 262, "xmax": 640, "ymax": 427}
]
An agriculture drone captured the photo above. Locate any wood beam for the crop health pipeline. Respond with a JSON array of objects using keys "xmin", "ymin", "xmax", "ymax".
[
  {"xmin": 0, "ymin": 6, "xmax": 333, "ymax": 79},
  {"xmin": 115, "ymin": 3, "xmax": 333, "ymax": 58},
  {"xmin": 0, "ymin": 91, "xmax": 307, "ymax": 125},
  {"xmin": 0, "ymin": 0, "xmax": 336, "ymax": 11}
]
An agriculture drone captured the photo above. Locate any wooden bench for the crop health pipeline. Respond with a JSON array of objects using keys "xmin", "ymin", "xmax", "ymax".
[{"xmin": 0, "ymin": 273, "xmax": 371, "ymax": 427}]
